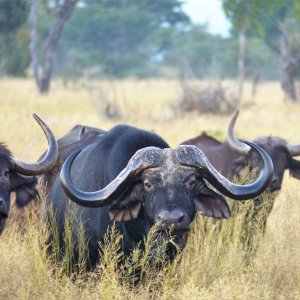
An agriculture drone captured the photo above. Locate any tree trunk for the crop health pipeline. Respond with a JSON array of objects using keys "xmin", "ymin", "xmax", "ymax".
[
  {"xmin": 29, "ymin": 0, "xmax": 41, "ymax": 90},
  {"xmin": 279, "ymin": 30, "xmax": 297, "ymax": 101},
  {"xmin": 39, "ymin": 0, "xmax": 78, "ymax": 93},
  {"xmin": 238, "ymin": 25, "xmax": 245, "ymax": 101}
]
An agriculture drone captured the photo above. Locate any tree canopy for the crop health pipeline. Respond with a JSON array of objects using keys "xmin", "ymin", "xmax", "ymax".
[{"xmin": 1, "ymin": 0, "xmax": 300, "ymax": 85}]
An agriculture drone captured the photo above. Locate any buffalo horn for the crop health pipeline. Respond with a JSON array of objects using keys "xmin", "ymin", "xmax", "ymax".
[
  {"xmin": 227, "ymin": 109, "xmax": 251, "ymax": 154},
  {"xmin": 175, "ymin": 142, "xmax": 273, "ymax": 200},
  {"xmin": 12, "ymin": 114, "xmax": 58, "ymax": 176},
  {"xmin": 287, "ymin": 143, "xmax": 300, "ymax": 157},
  {"xmin": 60, "ymin": 147, "xmax": 163, "ymax": 207}
]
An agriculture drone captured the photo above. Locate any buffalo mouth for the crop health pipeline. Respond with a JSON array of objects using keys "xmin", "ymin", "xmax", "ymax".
[{"xmin": 152, "ymin": 229, "xmax": 189, "ymax": 261}]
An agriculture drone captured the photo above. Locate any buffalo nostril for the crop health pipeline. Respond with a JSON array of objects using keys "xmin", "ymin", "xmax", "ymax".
[
  {"xmin": 158, "ymin": 210, "xmax": 184, "ymax": 223},
  {"xmin": 156, "ymin": 210, "xmax": 189, "ymax": 230}
]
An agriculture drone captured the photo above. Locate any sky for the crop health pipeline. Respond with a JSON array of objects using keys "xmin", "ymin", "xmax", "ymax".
[{"xmin": 182, "ymin": 0, "xmax": 231, "ymax": 37}]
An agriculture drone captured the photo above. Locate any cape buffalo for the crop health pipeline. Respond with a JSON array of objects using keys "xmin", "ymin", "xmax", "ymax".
[
  {"xmin": 181, "ymin": 110, "xmax": 300, "ymax": 194},
  {"xmin": 42, "ymin": 124, "xmax": 105, "ymax": 188},
  {"xmin": 43, "ymin": 124, "xmax": 273, "ymax": 268},
  {"xmin": 57, "ymin": 124, "xmax": 105, "ymax": 149},
  {"xmin": 181, "ymin": 110, "xmax": 300, "ymax": 237},
  {"xmin": 0, "ymin": 114, "xmax": 58, "ymax": 234}
]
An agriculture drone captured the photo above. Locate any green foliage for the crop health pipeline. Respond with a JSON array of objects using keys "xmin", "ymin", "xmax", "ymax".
[
  {"xmin": 222, "ymin": 0, "xmax": 284, "ymax": 36},
  {"xmin": 0, "ymin": 0, "xmax": 30, "ymax": 76},
  {"xmin": 0, "ymin": 0, "xmax": 29, "ymax": 33},
  {"xmin": 56, "ymin": 0, "xmax": 189, "ymax": 77},
  {"xmin": 0, "ymin": 0, "xmax": 295, "ymax": 80},
  {"xmin": 221, "ymin": 0, "xmax": 300, "ymax": 50},
  {"xmin": 0, "ymin": 26, "xmax": 30, "ymax": 76},
  {"xmin": 164, "ymin": 24, "xmax": 278, "ymax": 80}
]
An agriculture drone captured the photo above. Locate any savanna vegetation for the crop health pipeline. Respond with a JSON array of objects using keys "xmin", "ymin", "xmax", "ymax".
[
  {"xmin": 1, "ymin": 78, "xmax": 300, "ymax": 299},
  {"xmin": 1, "ymin": 1, "xmax": 300, "ymax": 299}
]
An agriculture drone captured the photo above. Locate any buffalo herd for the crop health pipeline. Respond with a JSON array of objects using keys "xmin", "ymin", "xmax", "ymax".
[{"xmin": 1, "ymin": 110, "xmax": 299, "ymax": 270}]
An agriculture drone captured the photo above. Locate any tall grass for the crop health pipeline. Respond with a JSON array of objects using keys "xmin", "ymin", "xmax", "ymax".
[{"xmin": 1, "ymin": 78, "xmax": 300, "ymax": 299}]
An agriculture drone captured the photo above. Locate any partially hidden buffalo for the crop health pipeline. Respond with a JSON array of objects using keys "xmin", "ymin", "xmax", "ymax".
[
  {"xmin": 0, "ymin": 114, "xmax": 58, "ymax": 234},
  {"xmin": 43, "ymin": 124, "xmax": 105, "ymax": 188},
  {"xmin": 43, "ymin": 124, "xmax": 273, "ymax": 268},
  {"xmin": 181, "ymin": 110, "xmax": 300, "ymax": 194},
  {"xmin": 181, "ymin": 110, "xmax": 300, "ymax": 235}
]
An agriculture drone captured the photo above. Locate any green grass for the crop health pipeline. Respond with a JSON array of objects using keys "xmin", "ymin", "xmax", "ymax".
[{"xmin": 1, "ymin": 78, "xmax": 300, "ymax": 299}]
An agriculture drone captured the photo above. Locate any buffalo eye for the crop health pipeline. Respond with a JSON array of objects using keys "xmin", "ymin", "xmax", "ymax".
[
  {"xmin": 277, "ymin": 153, "xmax": 287, "ymax": 164},
  {"xmin": 3, "ymin": 169, "xmax": 9, "ymax": 178},
  {"xmin": 185, "ymin": 174, "xmax": 196, "ymax": 190},
  {"xmin": 144, "ymin": 179, "xmax": 154, "ymax": 191}
]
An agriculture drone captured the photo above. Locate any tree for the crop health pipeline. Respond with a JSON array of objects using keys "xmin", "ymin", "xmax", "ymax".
[
  {"xmin": 0, "ymin": 0, "xmax": 28, "ymax": 33},
  {"xmin": 0, "ymin": 0, "xmax": 30, "ymax": 76},
  {"xmin": 222, "ymin": 0, "xmax": 268, "ymax": 100},
  {"xmin": 0, "ymin": 26, "xmax": 30, "ymax": 76},
  {"xmin": 222, "ymin": 0, "xmax": 300, "ymax": 101},
  {"xmin": 30, "ymin": 0, "xmax": 78, "ymax": 93},
  {"xmin": 56, "ymin": 0, "xmax": 189, "ymax": 78}
]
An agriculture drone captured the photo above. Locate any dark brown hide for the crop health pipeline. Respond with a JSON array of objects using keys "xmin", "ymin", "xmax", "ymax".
[{"xmin": 182, "ymin": 132, "xmax": 243, "ymax": 178}]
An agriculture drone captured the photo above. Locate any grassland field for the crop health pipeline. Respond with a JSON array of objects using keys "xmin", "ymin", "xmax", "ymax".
[{"xmin": 0, "ymin": 78, "xmax": 300, "ymax": 299}]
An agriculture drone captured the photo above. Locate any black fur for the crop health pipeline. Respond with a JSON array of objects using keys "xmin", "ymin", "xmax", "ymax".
[{"xmin": 0, "ymin": 144, "xmax": 38, "ymax": 234}]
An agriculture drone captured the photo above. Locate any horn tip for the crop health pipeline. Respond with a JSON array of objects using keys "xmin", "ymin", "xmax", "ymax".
[
  {"xmin": 232, "ymin": 109, "xmax": 239, "ymax": 119},
  {"xmin": 32, "ymin": 113, "xmax": 42, "ymax": 123}
]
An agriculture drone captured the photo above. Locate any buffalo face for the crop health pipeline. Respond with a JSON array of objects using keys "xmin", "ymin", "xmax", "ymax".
[
  {"xmin": 227, "ymin": 110, "xmax": 300, "ymax": 193},
  {"xmin": 105, "ymin": 152, "xmax": 230, "ymax": 231},
  {"xmin": 0, "ymin": 114, "xmax": 58, "ymax": 234},
  {"xmin": 140, "ymin": 168, "xmax": 230, "ymax": 232},
  {"xmin": 244, "ymin": 137, "xmax": 300, "ymax": 193},
  {"xmin": 0, "ymin": 156, "xmax": 37, "ymax": 233},
  {"xmin": 107, "ymin": 166, "xmax": 230, "ymax": 257}
]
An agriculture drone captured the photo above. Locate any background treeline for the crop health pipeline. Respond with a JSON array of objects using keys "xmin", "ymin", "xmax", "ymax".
[
  {"xmin": 1, "ymin": 0, "xmax": 300, "ymax": 92},
  {"xmin": 0, "ymin": 0, "xmax": 278, "ymax": 79}
]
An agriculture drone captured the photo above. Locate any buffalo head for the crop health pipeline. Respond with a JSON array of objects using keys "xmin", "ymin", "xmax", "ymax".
[
  {"xmin": 227, "ymin": 110, "xmax": 300, "ymax": 192},
  {"xmin": 0, "ymin": 114, "xmax": 58, "ymax": 233}
]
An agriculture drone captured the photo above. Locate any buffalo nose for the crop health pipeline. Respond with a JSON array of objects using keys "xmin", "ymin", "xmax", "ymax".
[{"xmin": 156, "ymin": 209, "xmax": 190, "ymax": 231}]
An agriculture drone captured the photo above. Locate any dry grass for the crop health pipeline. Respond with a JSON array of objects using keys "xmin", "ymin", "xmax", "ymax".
[{"xmin": 1, "ymin": 78, "xmax": 300, "ymax": 299}]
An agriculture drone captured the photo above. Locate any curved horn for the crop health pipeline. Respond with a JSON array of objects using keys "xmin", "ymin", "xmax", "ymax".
[
  {"xmin": 12, "ymin": 114, "xmax": 58, "ymax": 176},
  {"xmin": 227, "ymin": 109, "xmax": 251, "ymax": 154},
  {"xmin": 287, "ymin": 143, "xmax": 300, "ymax": 157},
  {"xmin": 60, "ymin": 147, "xmax": 163, "ymax": 208},
  {"xmin": 175, "ymin": 142, "xmax": 273, "ymax": 200}
]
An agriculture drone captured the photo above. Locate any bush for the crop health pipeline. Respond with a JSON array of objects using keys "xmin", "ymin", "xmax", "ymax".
[{"xmin": 178, "ymin": 81, "xmax": 239, "ymax": 114}]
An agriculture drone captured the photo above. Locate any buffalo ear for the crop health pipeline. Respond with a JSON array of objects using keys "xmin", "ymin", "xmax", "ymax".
[
  {"xmin": 9, "ymin": 173, "xmax": 38, "ymax": 207},
  {"xmin": 289, "ymin": 158, "xmax": 300, "ymax": 179},
  {"xmin": 109, "ymin": 201, "xmax": 141, "ymax": 222},
  {"xmin": 108, "ymin": 183, "xmax": 143, "ymax": 222},
  {"xmin": 194, "ymin": 191, "xmax": 231, "ymax": 219}
]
